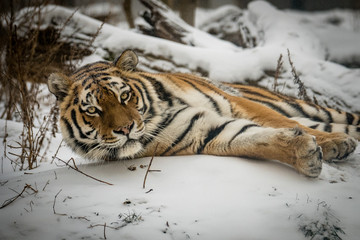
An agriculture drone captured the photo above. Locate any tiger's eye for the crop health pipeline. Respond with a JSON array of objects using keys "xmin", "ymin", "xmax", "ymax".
[
  {"xmin": 87, "ymin": 106, "xmax": 96, "ymax": 114},
  {"xmin": 120, "ymin": 92, "xmax": 129, "ymax": 100}
]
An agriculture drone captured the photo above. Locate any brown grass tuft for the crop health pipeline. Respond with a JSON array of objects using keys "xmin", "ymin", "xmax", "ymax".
[{"xmin": 0, "ymin": 1, "xmax": 100, "ymax": 170}]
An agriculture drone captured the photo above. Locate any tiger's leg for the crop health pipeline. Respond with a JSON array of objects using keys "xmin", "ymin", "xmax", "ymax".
[
  {"xmin": 201, "ymin": 121, "xmax": 323, "ymax": 177},
  {"xmin": 228, "ymin": 97, "xmax": 358, "ymax": 162},
  {"xmin": 291, "ymin": 117, "xmax": 360, "ymax": 161},
  {"xmin": 144, "ymin": 108, "xmax": 323, "ymax": 177},
  {"xmin": 290, "ymin": 117, "xmax": 360, "ymax": 140}
]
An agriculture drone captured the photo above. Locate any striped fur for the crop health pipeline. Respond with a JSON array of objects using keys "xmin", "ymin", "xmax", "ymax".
[{"xmin": 48, "ymin": 50, "xmax": 359, "ymax": 177}]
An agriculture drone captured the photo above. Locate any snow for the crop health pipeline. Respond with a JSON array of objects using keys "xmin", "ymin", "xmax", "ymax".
[
  {"xmin": 1, "ymin": 148, "xmax": 360, "ymax": 239},
  {"xmin": 1, "ymin": 1, "xmax": 360, "ymax": 239}
]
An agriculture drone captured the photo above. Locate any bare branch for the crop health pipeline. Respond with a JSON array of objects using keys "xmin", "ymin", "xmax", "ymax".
[
  {"xmin": 53, "ymin": 189, "xmax": 67, "ymax": 216},
  {"xmin": 57, "ymin": 157, "xmax": 113, "ymax": 186},
  {"xmin": 0, "ymin": 184, "xmax": 37, "ymax": 209},
  {"xmin": 143, "ymin": 144, "xmax": 160, "ymax": 189}
]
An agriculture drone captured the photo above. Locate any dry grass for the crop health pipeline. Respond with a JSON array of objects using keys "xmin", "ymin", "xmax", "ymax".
[
  {"xmin": 272, "ymin": 53, "xmax": 284, "ymax": 92},
  {"xmin": 0, "ymin": 0, "xmax": 99, "ymax": 170},
  {"xmin": 287, "ymin": 49, "xmax": 311, "ymax": 102}
]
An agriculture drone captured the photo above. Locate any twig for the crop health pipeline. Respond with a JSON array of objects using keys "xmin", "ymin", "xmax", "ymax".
[
  {"xmin": 0, "ymin": 184, "xmax": 37, "ymax": 209},
  {"xmin": 53, "ymin": 189, "xmax": 67, "ymax": 216},
  {"xmin": 0, "ymin": 180, "xmax": 9, "ymax": 186},
  {"xmin": 57, "ymin": 157, "xmax": 113, "ymax": 186},
  {"xmin": 25, "ymin": 184, "xmax": 38, "ymax": 195},
  {"xmin": 42, "ymin": 180, "xmax": 50, "ymax": 191},
  {"xmin": 1, "ymin": 120, "xmax": 8, "ymax": 174},
  {"xmin": 69, "ymin": 216, "xmax": 90, "ymax": 221},
  {"xmin": 143, "ymin": 144, "xmax": 160, "ymax": 189},
  {"xmin": 145, "ymin": 189, "xmax": 153, "ymax": 194},
  {"xmin": 89, "ymin": 223, "xmax": 125, "ymax": 230},
  {"xmin": 24, "ymin": 200, "xmax": 35, "ymax": 212},
  {"xmin": 51, "ymin": 139, "xmax": 63, "ymax": 164},
  {"xmin": 66, "ymin": 157, "xmax": 79, "ymax": 170}
]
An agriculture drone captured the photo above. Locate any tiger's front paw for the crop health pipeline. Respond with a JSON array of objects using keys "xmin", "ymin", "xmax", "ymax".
[
  {"xmin": 277, "ymin": 128, "xmax": 323, "ymax": 177},
  {"xmin": 318, "ymin": 133, "xmax": 357, "ymax": 162},
  {"xmin": 293, "ymin": 133, "xmax": 323, "ymax": 178}
]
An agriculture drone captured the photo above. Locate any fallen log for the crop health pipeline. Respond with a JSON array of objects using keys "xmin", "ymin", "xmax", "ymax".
[{"xmin": 137, "ymin": 0, "xmax": 238, "ymax": 50}]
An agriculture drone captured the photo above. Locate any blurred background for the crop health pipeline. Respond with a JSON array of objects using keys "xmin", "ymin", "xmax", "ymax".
[{"xmin": 2, "ymin": 0, "xmax": 360, "ymax": 12}]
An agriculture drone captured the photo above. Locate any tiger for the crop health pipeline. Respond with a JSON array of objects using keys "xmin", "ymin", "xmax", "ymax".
[{"xmin": 48, "ymin": 50, "xmax": 359, "ymax": 178}]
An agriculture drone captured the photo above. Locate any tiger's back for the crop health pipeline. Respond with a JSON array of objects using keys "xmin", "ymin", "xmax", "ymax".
[{"xmin": 48, "ymin": 50, "xmax": 359, "ymax": 178}]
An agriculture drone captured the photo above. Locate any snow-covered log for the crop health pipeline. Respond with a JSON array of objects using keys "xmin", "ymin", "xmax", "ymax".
[
  {"xmin": 32, "ymin": 2, "xmax": 360, "ymax": 112},
  {"xmin": 197, "ymin": 5, "xmax": 258, "ymax": 48},
  {"xmin": 136, "ymin": 0, "xmax": 238, "ymax": 50}
]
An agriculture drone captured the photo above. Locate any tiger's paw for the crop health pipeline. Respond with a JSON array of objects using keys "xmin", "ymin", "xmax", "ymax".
[
  {"xmin": 317, "ymin": 133, "xmax": 357, "ymax": 162},
  {"xmin": 277, "ymin": 128, "xmax": 323, "ymax": 177},
  {"xmin": 293, "ymin": 134, "xmax": 323, "ymax": 178}
]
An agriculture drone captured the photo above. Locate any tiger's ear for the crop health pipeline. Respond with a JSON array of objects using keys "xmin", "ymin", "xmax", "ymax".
[
  {"xmin": 114, "ymin": 50, "xmax": 138, "ymax": 72},
  {"xmin": 48, "ymin": 73, "xmax": 71, "ymax": 102}
]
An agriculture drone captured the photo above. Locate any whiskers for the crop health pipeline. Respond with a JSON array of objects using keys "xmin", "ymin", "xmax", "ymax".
[
  {"xmin": 84, "ymin": 144, "xmax": 109, "ymax": 160},
  {"xmin": 142, "ymin": 124, "xmax": 173, "ymax": 145}
]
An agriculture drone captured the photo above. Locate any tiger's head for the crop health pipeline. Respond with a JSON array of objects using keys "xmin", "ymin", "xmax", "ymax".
[{"xmin": 48, "ymin": 50, "xmax": 146, "ymax": 160}]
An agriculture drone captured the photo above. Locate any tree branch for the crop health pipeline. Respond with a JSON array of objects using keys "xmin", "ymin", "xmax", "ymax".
[{"xmin": 57, "ymin": 157, "xmax": 113, "ymax": 186}]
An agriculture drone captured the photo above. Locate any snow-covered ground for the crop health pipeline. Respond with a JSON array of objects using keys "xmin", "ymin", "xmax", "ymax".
[{"xmin": 1, "ymin": 1, "xmax": 360, "ymax": 239}]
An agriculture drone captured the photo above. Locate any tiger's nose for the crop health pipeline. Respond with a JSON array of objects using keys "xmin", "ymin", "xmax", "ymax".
[{"xmin": 113, "ymin": 121, "xmax": 134, "ymax": 136}]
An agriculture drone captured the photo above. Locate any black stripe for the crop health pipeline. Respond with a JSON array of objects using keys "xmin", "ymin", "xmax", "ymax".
[
  {"xmin": 71, "ymin": 109, "xmax": 88, "ymax": 139},
  {"xmin": 73, "ymin": 97, "xmax": 79, "ymax": 105},
  {"xmin": 73, "ymin": 64, "xmax": 110, "ymax": 76},
  {"xmin": 92, "ymin": 72, "xmax": 110, "ymax": 78},
  {"xmin": 319, "ymin": 106, "xmax": 333, "ymax": 123},
  {"xmin": 161, "ymin": 112, "xmax": 204, "ymax": 155},
  {"xmin": 84, "ymin": 83, "xmax": 92, "ymax": 90},
  {"xmin": 141, "ymin": 107, "xmax": 188, "ymax": 147},
  {"xmin": 312, "ymin": 116, "xmax": 323, "ymax": 122},
  {"xmin": 74, "ymin": 72, "xmax": 89, "ymax": 81},
  {"xmin": 82, "ymin": 115, "xmax": 91, "ymax": 125},
  {"xmin": 81, "ymin": 73, "xmax": 110, "ymax": 87},
  {"xmin": 345, "ymin": 125, "xmax": 349, "ymax": 134},
  {"xmin": 171, "ymin": 140, "xmax": 195, "ymax": 155},
  {"xmin": 309, "ymin": 124, "xmax": 320, "ymax": 129},
  {"xmin": 229, "ymin": 124, "xmax": 259, "ymax": 145},
  {"xmin": 357, "ymin": 127, "xmax": 360, "ymax": 132},
  {"xmin": 287, "ymin": 102, "xmax": 310, "ymax": 118},
  {"xmin": 133, "ymin": 83, "xmax": 149, "ymax": 115},
  {"xmin": 246, "ymin": 98, "xmax": 291, "ymax": 117},
  {"xmin": 80, "ymin": 100, "xmax": 89, "ymax": 107},
  {"xmin": 346, "ymin": 112, "xmax": 355, "ymax": 125},
  {"xmin": 177, "ymin": 76, "xmax": 222, "ymax": 114},
  {"xmin": 197, "ymin": 120, "xmax": 234, "ymax": 154},
  {"xmin": 129, "ymin": 78, "xmax": 155, "ymax": 117},
  {"xmin": 62, "ymin": 117, "xmax": 95, "ymax": 154},
  {"xmin": 82, "ymin": 76, "xmax": 92, "ymax": 86},
  {"xmin": 324, "ymin": 124, "xmax": 332, "ymax": 132},
  {"xmin": 85, "ymin": 129, "xmax": 95, "ymax": 136},
  {"xmin": 65, "ymin": 102, "xmax": 71, "ymax": 111},
  {"xmin": 140, "ymin": 74, "xmax": 174, "ymax": 107},
  {"xmin": 62, "ymin": 116, "xmax": 75, "ymax": 139},
  {"xmin": 239, "ymin": 86, "xmax": 297, "ymax": 102},
  {"xmin": 240, "ymin": 88, "xmax": 279, "ymax": 101}
]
